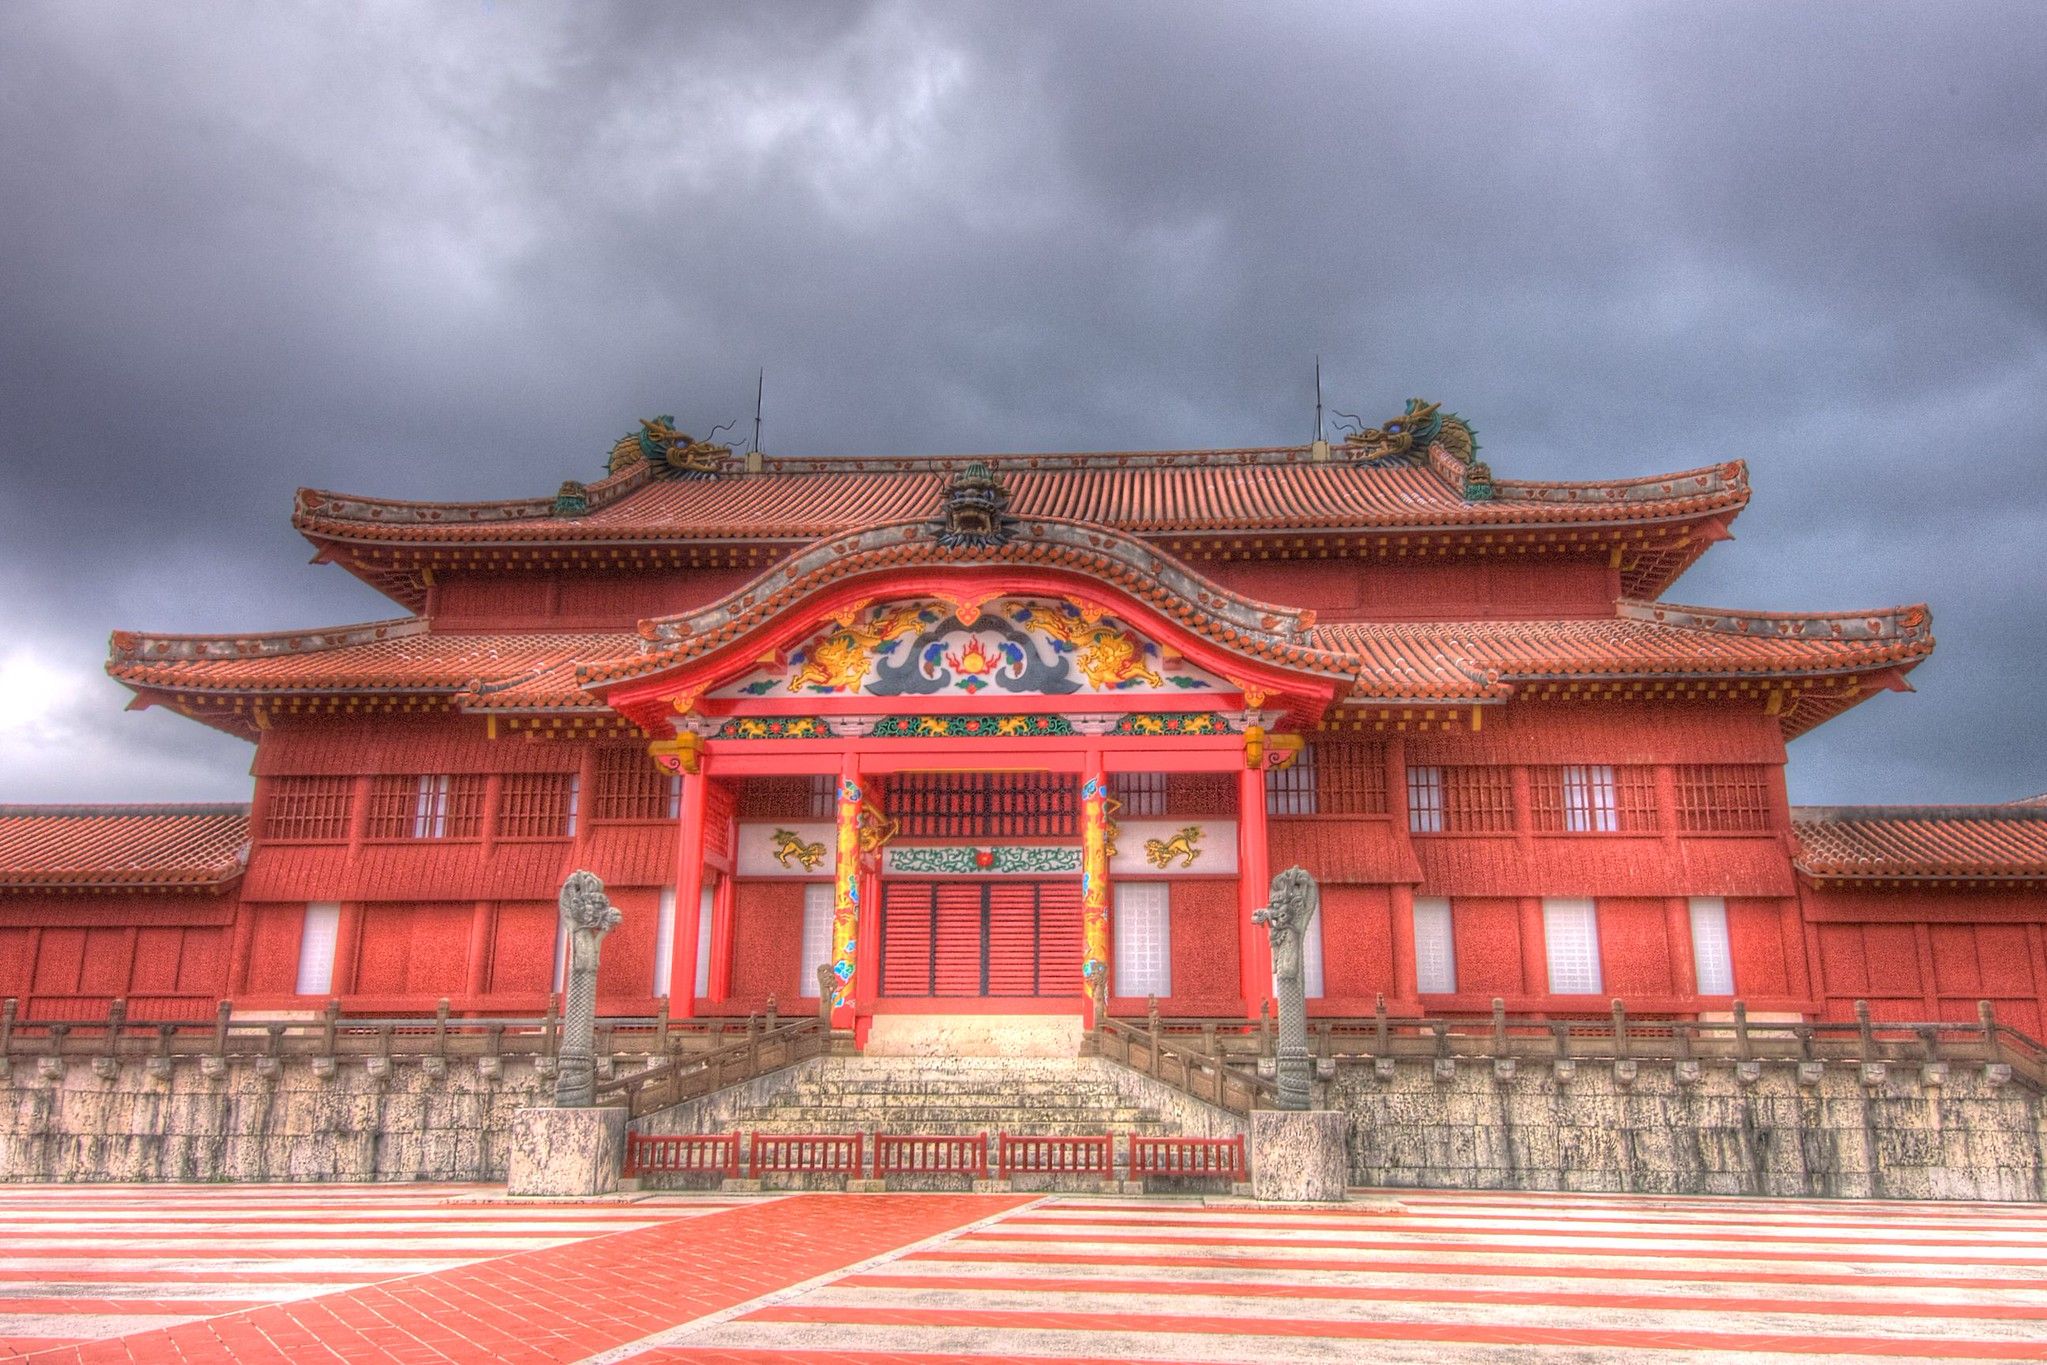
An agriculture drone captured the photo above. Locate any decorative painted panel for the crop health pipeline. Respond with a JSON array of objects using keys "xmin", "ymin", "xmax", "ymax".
[
  {"xmin": 735, "ymin": 822, "xmax": 835, "ymax": 877},
  {"xmin": 1108, "ymin": 820, "xmax": 1238, "ymax": 876},
  {"xmin": 712, "ymin": 598, "xmax": 1235, "ymax": 700},
  {"xmin": 884, "ymin": 845, "xmax": 1084, "ymax": 876}
]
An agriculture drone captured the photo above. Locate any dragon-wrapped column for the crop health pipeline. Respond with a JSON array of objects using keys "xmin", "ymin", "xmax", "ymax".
[{"xmin": 1080, "ymin": 764, "xmax": 1112, "ymax": 1024}]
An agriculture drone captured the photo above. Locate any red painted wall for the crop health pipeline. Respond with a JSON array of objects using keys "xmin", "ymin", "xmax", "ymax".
[
  {"xmin": 730, "ymin": 881, "xmax": 806, "ymax": 1012},
  {"xmin": 1208, "ymin": 555, "xmax": 1621, "ymax": 622}
]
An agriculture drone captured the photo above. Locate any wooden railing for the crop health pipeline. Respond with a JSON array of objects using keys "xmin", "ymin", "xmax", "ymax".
[
  {"xmin": 874, "ymin": 1133, "xmax": 990, "ymax": 1179},
  {"xmin": 1096, "ymin": 997, "xmax": 2047, "ymax": 1103},
  {"xmin": 749, "ymin": 1133, "xmax": 864, "ymax": 1178},
  {"xmin": 0, "ymin": 994, "xmax": 816, "ymax": 1080},
  {"xmin": 1130, "ymin": 1134, "xmax": 1246, "ymax": 1182},
  {"xmin": 595, "ymin": 1017, "xmax": 827, "ymax": 1118},
  {"xmin": 1093, "ymin": 1012, "xmax": 1278, "ymax": 1116},
  {"xmin": 997, "ymin": 1133, "xmax": 1113, "ymax": 1180},
  {"xmin": 623, "ymin": 1132, "xmax": 741, "ymax": 1179}
]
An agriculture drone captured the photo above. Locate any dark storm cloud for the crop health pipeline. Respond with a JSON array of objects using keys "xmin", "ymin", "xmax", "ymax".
[{"xmin": 0, "ymin": 0, "xmax": 2041, "ymax": 802}]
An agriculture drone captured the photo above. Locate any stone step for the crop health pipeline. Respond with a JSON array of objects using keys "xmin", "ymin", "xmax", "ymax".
[{"xmin": 792, "ymin": 1076, "xmax": 1131, "ymax": 1096}]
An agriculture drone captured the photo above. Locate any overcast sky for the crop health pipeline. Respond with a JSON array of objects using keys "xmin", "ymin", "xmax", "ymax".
[{"xmin": 1, "ymin": 1, "xmax": 2041, "ymax": 807}]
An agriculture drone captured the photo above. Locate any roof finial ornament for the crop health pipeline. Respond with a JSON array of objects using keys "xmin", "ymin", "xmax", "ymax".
[
  {"xmin": 929, "ymin": 461, "xmax": 1017, "ymax": 549},
  {"xmin": 607, "ymin": 415, "xmax": 735, "ymax": 479}
]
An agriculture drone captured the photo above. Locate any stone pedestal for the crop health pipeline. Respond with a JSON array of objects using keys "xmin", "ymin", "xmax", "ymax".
[
  {"xmin": 505, "ymin": 1106, "xmax": 627, "ymax": 1197},
  {"xmin": 863, "ymin": 1013, "xmax": 1082, "ymax": 1057},
  {"xmin": 1250, "ymin": 1109, "xmax": 1348, "ymax": 1202}
]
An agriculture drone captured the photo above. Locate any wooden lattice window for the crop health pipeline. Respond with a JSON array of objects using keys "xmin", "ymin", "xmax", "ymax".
[
  {"xmin": 1528, "ymin": 765, "xmax": 1658, "ymax": 833},
  {"xmin": 1265, "ymin": 747, "xmax": 1317, "ymax": 815},
  {"xmin": 882, "ymin": 773, "xmax": 1078, "ymax": 839},
  {"xmin": 261, "ymin": 776, "xmax": 352, "ymax": 843},
  {"xmin": 1312, "ymin": 741, "xmax": 1388, "ymax": 815},
  {"xmin": 1407, "ymin": 765, "xmax": 1514, "ymax": 833},
  {"xmin": 1675, "ymin": 765, "xmax": 1775, "ymax": 833},
  {"xmin": 1111, "ymin": 772, "xmax": 1168, "ymax": 817},
  {"xmin": 498, "ymin": 773, "xmax": 577, "ymax": 839},
  {"xmin": 592, "ymin": 746, "xmax": 677, "ymax": 822},
  {"xmin": 736, "ymin": 776, "xmax": 814, "ymax": 820},
  {"xmin": 366, "ymin": 774, "xmax": 486, "ymax": 840}
]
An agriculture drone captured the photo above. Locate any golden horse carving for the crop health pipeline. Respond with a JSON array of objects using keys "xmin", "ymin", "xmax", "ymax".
[
  {"xmin": 1009, "ymin": 603, "xmax": 1163, "ymax": 690},
  {"xmin": 1144, "ymin": 826, "xmax": 1204, "ymax": 869},
  {"xmin": 771, "ymin": 828, "xmax": 827, "ymax": 871},
  {"xmin": 787, "ymin": 606, "xmax": 925, "ymax": 693}
]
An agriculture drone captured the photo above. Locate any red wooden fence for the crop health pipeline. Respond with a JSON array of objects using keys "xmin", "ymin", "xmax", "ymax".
[
  {"xmin": 1129, "ymin": 1134, "xmax": 1246, "ymax": 1182},
  {"xmin": 873, "ymin": 1132, "xmax": 990, "ymax": 1179},
  {"xmin": 997, "ymin": 1133, "xmax": 1113, "ymax": 1180},
  {"xmin": 748, "ymin": 1133, "xmax": 863, "ymax": 1178},
  {"xmin": 623, "ymin": 1132, "xmax": 740, "ymax": 1178}
]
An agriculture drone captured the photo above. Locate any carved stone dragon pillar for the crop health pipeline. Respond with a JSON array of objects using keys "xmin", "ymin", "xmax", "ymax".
[
  {"xmin": 1252, "ymin": 866, "xmax": 1318, "ymax": 1111},
  {"xmin": 553, "ymin": 870, "xmax": 621, "ymax": 1108}
]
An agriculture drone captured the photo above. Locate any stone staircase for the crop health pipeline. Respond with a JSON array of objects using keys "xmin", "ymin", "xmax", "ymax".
[{"xmin": 630, "ymin": 1054, "xmax": 1246, "ymax": 1191}]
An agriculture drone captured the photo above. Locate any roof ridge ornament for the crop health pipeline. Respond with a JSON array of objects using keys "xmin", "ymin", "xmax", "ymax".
[
  {"xmin": 929, "ymin": 460, "xmax": 1018, "ymax": 548},
  {"xmin": 608, "ymin": 415, "xmax": 733, "ymax": 480},
  {"xmin": 1336, "ymin": 398, "xmax": 1489, "ymax": 500}
]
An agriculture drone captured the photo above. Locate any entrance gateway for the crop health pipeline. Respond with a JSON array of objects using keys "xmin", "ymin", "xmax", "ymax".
[{"xmin": 594, "ymin": 511, "xmax": 1348, "ymax": 1047}]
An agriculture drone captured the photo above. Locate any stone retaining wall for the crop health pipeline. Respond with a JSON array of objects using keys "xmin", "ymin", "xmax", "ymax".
[
  {"xmin": 0, "ymin": 1053, "xmax": 557, "ymax": 1182},
  {"xmin": 1331, "ymin": 1056, "xmax": 2047, "ymax": 1200}
]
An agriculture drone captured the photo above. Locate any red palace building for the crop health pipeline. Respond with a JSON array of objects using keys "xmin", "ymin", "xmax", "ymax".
[{"xmin": 3, "ymin": 403, "xmax": 2044, "ymax": 1040}]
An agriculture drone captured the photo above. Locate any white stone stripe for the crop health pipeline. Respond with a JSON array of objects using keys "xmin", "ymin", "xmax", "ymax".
[
  {"xmin": 0, "ymin": 1256, "xmax": 475, "ymax": 1274},
  {"xmin": 1011, "ymin": 1219, "xmax": 2047, "ymax": 1252},
  {"xmin": 684, "ymin": 1320, "xmax": 1986, "ymax": 1365},
  {"xmin": 788, "ymin": 1283, "xmax": 2047, "ymax": 1343},
  {"xmin": 967, "ymin": 1222, "xmax": 2047, "ymax": 1260},
  {"xmin": 0, "ymin": 1281, "xmax": 375, "ymax": 1302},
  {"xmin": 879, "ymin": 1257, "xmax": 2047, "ymax": 1305},
  {"xmin": 0, "ymin": 1220, "xmax": 660, "ymax": 1236}
]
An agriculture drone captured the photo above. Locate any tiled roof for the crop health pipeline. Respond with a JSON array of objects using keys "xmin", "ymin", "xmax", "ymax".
[
  {"xmin": 108, "ymin": 596, "xmax": 1931, "ymax": 741},
  {"xmin": 108, "ymin": 621, "xmax": 635, "ymax": 697},
  {"xmin": 298, "ymin": 451, "xmax": 1746, "ymax": 542},
  {"xmin": 1792, "ymin": 806, "xmax": 2047, "ymax": 884},
  {"xmin": 0, "ymin": 805, "xmax": 249, "ymax": 890},
  {"xmin": 1309, "ymin": 601, "xmax": 1933, "ymax": 698}
]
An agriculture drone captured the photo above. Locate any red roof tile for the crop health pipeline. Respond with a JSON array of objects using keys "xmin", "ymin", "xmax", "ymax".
[
  {"xmin": 0, "ymin": 805, "xmax": 249, "ymax": 890},
  {"xmin": 1793, "ymin": 806, "xmax": 2047, "ymax": 884},
  {"xmin": 298, "ymin": 451, "xmax": 1747, "ymax": 544},
  {"xmin": 108, "ymin": 621, "xmax": 637, "ymax": 696},
  {"xmin": 1309, "ymin": 600, "xmax": 1933, "ymax": 699},
  {"xmin": 108, "ymin": 596, "xmax": 1930, "ymax": 741}
]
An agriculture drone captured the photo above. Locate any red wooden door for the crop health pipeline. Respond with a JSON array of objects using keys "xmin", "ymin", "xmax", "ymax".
[{"xmin": 880, "ymin": 880, "xmax": 1081, "ymax": 998}]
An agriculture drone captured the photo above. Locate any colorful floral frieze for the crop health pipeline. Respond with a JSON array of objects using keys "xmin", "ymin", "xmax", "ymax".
[
  {"xmin": 715, "ymin": 597, "xmax": 1230, "ymax": 701},
  {"xmin": 715, "ymin": 716, "xmax": 832, "ymax": 739},
  {"xmin": 869, "ymin": 713, "xmax": 1076, "ymax": 739},
  {"xmin": 1109, "ymin": 712, "xmax": 1236, "ymax": 736},
  {"xmin": 885, "ymin": 845, "xmax": 1084, "ymax": 875}
]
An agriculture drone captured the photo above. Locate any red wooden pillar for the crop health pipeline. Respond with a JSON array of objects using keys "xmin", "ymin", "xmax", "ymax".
[
  {"xmin": 1665, "ymin": 896, "xmax": 1698, "ymax": 1005},
  {"xmin": 1388, "ymin": 882, "xmax": 1420, "ymax": 1011},
  {"xmin": 670, "ymin": 768, "xmax": 708, "ymax": 1019},
  {"xmin": 1237, "ymin": 762, "xmax": 1273, "ymax": 1018},
  {"xmin": 1519, "ymin": 896, "xmax": 1548, "ymax": 999},
  {"xmin": 465, "ymin": 900, "xmax": 493, "ymax": 1003},
  {"xmin": 708, "ymin": 869, "xmax": 735, "ymax": 1001},
  {"xmin": 828, "ymin": 752, "xmax": 862, "ymax": 1030}
]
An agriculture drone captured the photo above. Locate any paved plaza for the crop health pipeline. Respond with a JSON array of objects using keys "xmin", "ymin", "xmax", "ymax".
[{"xmin": 0, "ymin": 1183, "xmax": 2041, "ymax": 1363}]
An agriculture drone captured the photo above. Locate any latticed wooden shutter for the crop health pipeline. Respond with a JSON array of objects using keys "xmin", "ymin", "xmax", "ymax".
[
  {"xmin": 1035, "ymin": 881, "xmax": 1083, "ymax": 994},
  {"xmin": 882, "ymin": 882, "xmax": 935, "ymax": 996},
  {"xmin": 933, "ymin": 883, "xmax": 984, "ymax": 996},
  {"xmin": 985, "ymin": 883, "xmax": 1039, "ymax": 995}
]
